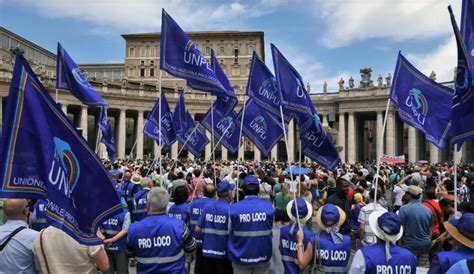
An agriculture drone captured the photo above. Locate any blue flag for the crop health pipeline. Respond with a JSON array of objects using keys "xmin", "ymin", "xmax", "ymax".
[
  {"xmin": 144, "ymin": 93, "xmax": 177, "ymax": 148},
  {"xmin": 246, "ymin": 52, "xmax": 291, "ymax": 122},
  {"xmin": 390, "ymin": 53, "xmax": 453, "ymax": 148},
  {"xmin": 271, "ymin": 44, "xmax": 316, "ymax": 126},
  {"xmin": 238, "ymin": 100, "xmax": 286, "ymax": 157},
  {"xmin": 172, "ymin": 90, "xmax": 186, "ymax": 134},
  {"xmin": 177, "ymin": 112, "xmax": 210, "ymax": 157},
  {"xmin": 201, "ymin": 109, "xmax": 241, "ymax": 154},
  {"xmin": 210, "ymin": 49, "xmax": 238, "ymax": 116},
  {"xmin": 160, "ymin": 9, "xmax": 229, "ymax": 97},
  {"xmin": 98, "ymin": 106, "xmax": 108, "ymax": 130},
  {"xmin": 449, "ymin": 4, "xmax": 474, "ymax": 150},
  {"xmin": 0, "ymin": 54, "xmax": 121, "ymax": 245},
  {"xmin": 56, "ymin": 43, "xmax": 107, "ymax": 106},
  {"xmin": 461, "ymin": 0, "xmax": 474, "ymax": 73},
  {"xmin": 101, "ymin": 120, "xmax": 116, "ymax": 160},
  {"xmin": 299, "ymin": 119, "xmax": 341, "ymax": 171}
]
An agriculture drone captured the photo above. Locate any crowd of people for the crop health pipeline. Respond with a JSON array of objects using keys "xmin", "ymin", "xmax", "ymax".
[{"xmin": 0, "ymin": 157, "xmax": 474, "ymax": 273}]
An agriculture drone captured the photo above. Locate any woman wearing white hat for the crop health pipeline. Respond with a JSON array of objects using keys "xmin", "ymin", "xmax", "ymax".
[
  {"xmin": 279, "ymin": 197, "xmax": 315, "ymax": 274},
  {"xmin": 313, "ymin": 204, "xmax": 351, "ymax": 273},
  {"xmin": 349, "ymin": 211, "xmax": 416, "ymax": 274}
]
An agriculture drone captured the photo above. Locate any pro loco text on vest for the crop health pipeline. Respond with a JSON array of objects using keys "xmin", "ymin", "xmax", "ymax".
[
  {"xmin": 239, "ymin": 212, "xmax": 267, "ymax": 222},
  {"xmin": 316, "ymin": 249, "xmax": 348, "ymax": 261},
  {"xmin": 205, "ymin": 213, "xmax": 227, "ymax": 224},
  {"xmin": 376, "ymin": 265, "xmax": 412, "ymax": 274},
  {"xmin": 138, "ymin": 236, "xmax": 172, "ymax": 248},
  {"xmin": 281, "ymin": 239, "xmax": 298, "ymax": 251}
]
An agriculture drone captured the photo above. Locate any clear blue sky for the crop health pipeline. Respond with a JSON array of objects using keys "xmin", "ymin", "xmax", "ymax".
[{"xmin": 0, "ymin": 0, "xmax": 462, "ymax": 92}]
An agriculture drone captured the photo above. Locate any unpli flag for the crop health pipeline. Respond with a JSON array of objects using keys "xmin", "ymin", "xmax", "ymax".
[
  {"xmin": 56, "ymin": 43, "xmax": 107, "ymax": 106},
  {"xmin": 210, "ymin": 49, "xmax": 238, "ymax": 116},
  {"xmin": 299, "ymin": 119, "xmax": 341, "ymax": 171},
  {"xmin": 144, "ymin": 92, "xmax": 177, "ymax": 148},
  {"xmin": 390, "ymin": 52, "xmax": 453, "ymax": 149},
  {"xmin": 177, "ymin": 112, "xmax": 209, "ymax": 157},
  {"xmin": 0, "ymin": 54, "xmax": 121, "ymax": 245},
  {"xmin": 172, "ymin": 90, "xmax": 186, "ymax": 134},
  {"xmin": 238, "ymin": 100, "xmax": 286, "ymax": 157},
  {"xmin": 271, "ymin": 44, "xmax": 316, "ymax": 127},
  {"xmin": 246, "ymin": 52, "xmax": 291, "ymax": 122},
  {"xmin": 201, "ymin": 109, "xmax": 241, "ymax": 154},
  {"xmin": 101, "ymin": 120, "xmax": 116, "ymax": 160},
  {"xmin": 449, "ymin": 4, "xmax": 474, "ymax": 150},
  {"xmin": 160, "ymin": 9, "xmax": 230, "ymax": 97},
  {"xmin": 98, "ymin": 106, "xmax": 108, "ymax": 130}
]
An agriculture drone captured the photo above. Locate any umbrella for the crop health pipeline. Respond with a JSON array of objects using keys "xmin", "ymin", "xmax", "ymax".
[{"xmin": 284, "ymin": 166, "xmax": 310, "ymax": 175}]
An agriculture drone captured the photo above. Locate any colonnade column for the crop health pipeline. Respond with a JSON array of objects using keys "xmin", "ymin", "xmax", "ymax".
[
  {"xmin": 171, "ymin": 143, "xmax": 178, "ymax": 159},
  {"xmin": 322, "ymin": 115, "xmax": 329, "ymax": 127},
  {"xmin": 117, "ymin": 108, "xmax": 126, "ymax": 159},
  {"xmin": 347, "ymin": 112, "xmax": 356, "ymax": 164},
  {"xmin": 61, "ymin": 103, "xmax": 68, "ymax": 116},
  {"xmin": 288, "ymin": 120, "xmax": 295, "ymax": 162},
  {"xmin": 254, "ymin": 146, "xmax": 261, "ymax": 161},
  {"xmin": 271, "ymin": 146, "xmax": 278, "ymax": 161},
  {"xmin": 338, "ymin": 112, "xmax": 346, "ymax": 163},
  {"xmin": 136, "ymin": 110, "xmax": 144, "ymax": 159},
  {"xmin": 80, "ymin": 106, "xmax": 88, "ymax": 140},
  {"xmin": 222, "ymin": 147, "xmax": 228, "ymax": 161},
  {"xmin": 376, "ymin": 111, "xmax": 384, "ymax": 158},
  {"xmin": 386, "ymin": 111, "xmax": 396, "ymax": 156},
  {"xmin": 205, "ymin": 131, "xmax": 212, "ymax": 160},
  {"xmin": 429, "ymin": 144, "xmax": 441, "ymax": 164},
  {"xmin": 408, "ymin": 127, "xmax": 418, "ymax": 163}
]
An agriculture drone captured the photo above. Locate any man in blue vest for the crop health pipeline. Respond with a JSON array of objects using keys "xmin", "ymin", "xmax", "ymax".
[
  {"xmin": 428, "ymin": 213, "xmax": 474, "ymax": 274},
  {"xmin": 133, "ymin": 178, "xmax": 153, "ymax": 222},
  {"xmin": 100, "ymin": 198, "xmax": 131, "ymax": 274},
  {"xmin": 117, "ymin": 171, "xmax": 141, "ymax": 221},
  {"xmin": 31, "ymin": 199, "xmax": 48, "ymax": 231},
  {"xmin": 168, "ymin": 185, "xmax": 190, "ymax": 222},
  {"xmin": 280, "ymin": 197, "xmax": 315, "ymax": 274},
  {"xmin": 128, "ymin": 187, "xmax": 196, "ymax": 274},
  {"xmin": 196, "ymin": 180, "xmax": 234, "ymax": 274},
  {"xmin": 314, "ymin": 204, "xmax": 351, "ymax": 273},
  {"xmin": 349, "ymin": 211, "xmax": 416, "ymax": 274},
  {"xmin": 228, "ymin": 175, "xmax": 275, "ymax": 274},
  {"xmin": 189, "ymin": 183, "xmax": 215, "ymax": 274}
]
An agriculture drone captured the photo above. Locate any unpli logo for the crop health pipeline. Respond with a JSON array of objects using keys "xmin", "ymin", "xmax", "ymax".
[{"xmin": 405, "ymin": 88, "xmax": 428, "ymax": 125}]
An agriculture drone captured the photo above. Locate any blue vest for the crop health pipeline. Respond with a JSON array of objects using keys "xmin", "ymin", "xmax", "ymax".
[
  {"xmin": 189, "ymin": 197, "xmax": 213, "ymax": 246},
  {"xmin": 201, "ymin": 199, "xmax": 231, "ymax": 259},
  {"xmin": 168, "ymin": 203, "xmax": 190, "ymax": 223},
  {"xmin": 280, "ymin": 225, "xmax": 315, "ymax": 274},
  {"xmin": 32, "ymin": 199, "xmax": 48, "ymax": 231},
  {"xmin": 361, "ymin": 242, "xmax": 417, "ymax": 274},
  {"xmin": 134, "ymin": 189, "xmax": 150, "ymax": 222},
  {"xmin": 128, "ymin": 214, "xmax": 185, "ymax": 274},
  {"xmin": 101, "ymin": 211, "xmax": 128, "ymax": 253},
  {"xmin": 436, "ymin": 246, "xmax": 474, "ymax": 273},
  {"xmin": 228, "ymin": 196, "xmax": 275, "ymax": 266},
  {"xmin": 119, "ymin": 181, "xmax": 139, "ymax": 202},
  {"xmin": 315, "ymin": 232, "xmax": 351, "ymax": 273}
]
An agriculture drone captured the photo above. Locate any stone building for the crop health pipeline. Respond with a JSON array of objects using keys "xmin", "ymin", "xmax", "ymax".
[{"xmin": 0, "ymin": 27, "xmax": 472, "ymax": 163}]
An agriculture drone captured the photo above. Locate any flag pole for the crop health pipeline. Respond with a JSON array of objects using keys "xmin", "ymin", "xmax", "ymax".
[
  {"xmin": 237, "ymin": 96, "xmax": 247, "ymax": 202},
  {"xmin": 95, "ymin": 125, "xmax": 101, "ymax": 154},
  {"xmin": 157, "ymin": 69, "xmax": 163, "ymax": 184},
  {"xmin": 55, "ymin": 89, "xmax": 59, "ymax": 103},
  {"xmin": 209, "ymin": 121, "xmax": 233, "ymax": 158},
  {"xmin": 210, "ymin": 97, "xmax": 217, "ymax": 186},
  {"xmin": 279, "ymin": 106, "xmax": 300, "ymax": 231},
  {"xmin": 453, "ymin": 144, "xmax": 459, "ymax": 217},
  {"xmin": 298, "ymin": 140, "xmax": 302, "ymax": 196},
  {"xmin": 373, "ymin": 98, "xmax": 391, "ymax": 208}
]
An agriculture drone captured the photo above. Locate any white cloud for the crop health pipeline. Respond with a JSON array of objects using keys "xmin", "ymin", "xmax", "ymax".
[
  {"xmin": 10, "ymin": 0, "xmax": 260, "ymax": 34},
  {"xmin": 315, "ymin": 0, "xmax": 461, "ymax": 48},
  {"xmin": 406, "ymin": 37, "xmax": 456, "ymax": 83}
]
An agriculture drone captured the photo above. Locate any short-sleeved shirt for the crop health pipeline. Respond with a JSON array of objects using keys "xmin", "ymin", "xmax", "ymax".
[
  {"xmin": 34, "ymin": 226, "xmax": 102, "ymax": 273},
  {"xmin": 393, "ymin": 185, "xmax": 405, "ymax": 206},
  {"xmin": 358, "ymin": 203, "xmax": 387, "ymax": 247},
  {"xmin": 398, "ymin": 200, "xmax": 433, "ymax": 251},
  {"xmin": 0, "ymin": 220, "xmax": 38, "ymax": 274}
]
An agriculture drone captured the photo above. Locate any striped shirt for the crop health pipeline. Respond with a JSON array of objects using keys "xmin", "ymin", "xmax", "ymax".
[{"xmin": 358, "ymin": 203, "xmax": 387, "ymax": 247}]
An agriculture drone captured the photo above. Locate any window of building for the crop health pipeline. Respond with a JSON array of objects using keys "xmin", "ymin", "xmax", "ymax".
[
  {"xmin": 140, "ymin": 68, "xmax": 145, "ymax": 77},
  {"xmin": 140, "ymin": 60, "xmax": 145, "ymax": 66},
  {"xmin": 232, "ymin": 68, "xmax": 240, "ymax": 76},
  {"xmin": 219, "ymin": 46, "xmax": 225, "ymax": 55},
  {"xmin": 234, "ymin": 48, "xmax": 239, "ymax": 57},
  {"xmin": 140, "ymin": 47, "xmax": 145, "ymax": 57},
  {"xmin": 128, "ymin": 67, "xmax": 134, "ymax": 77},
  {"xmin": 150, "ymin": 60, "xmax": 154, "ymax": 66},
  {"xmin": 150, "ymin": 47, "xmax": 155, "ymax": 57},
  {"xmin": 150, "ymin": 68, "xmax": 155, "ymax": 77}
]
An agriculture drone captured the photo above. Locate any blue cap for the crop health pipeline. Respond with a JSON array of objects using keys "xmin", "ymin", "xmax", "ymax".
[
  {"xmin": 217, "ymin": 180, "xmax": 235, "ymax": 194},
  {"xmin": 321, "ymin": 204, "xmax": 340, "ymax": 226},
  {"xmin": 290, "ymin": 197, "xmax": 309, "ymax": 219},
  {"xmin": 242, "ymin": 175, "xmax": 259, "ymax": 187},
  {"xmin": 377, "ymin": 212, "xmax": 402, "ymax": 236}
]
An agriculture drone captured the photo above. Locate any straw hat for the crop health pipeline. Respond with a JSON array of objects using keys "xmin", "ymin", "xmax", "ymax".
[
  {"xmin": 286, "ymin": 197, "xmax": 313, "ymax": 223},
  {"xmin": 316, "ymin": 204, "xmax": 346, "ymax": 230},
  {"xmin": 444, "ymin": 213, "xmax": 474, "ymax": 249},
  {"xmin": 131, "ymin": 173, "xmax": 142, "ymax": 184}
]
